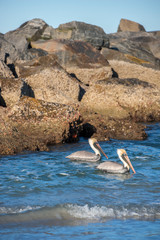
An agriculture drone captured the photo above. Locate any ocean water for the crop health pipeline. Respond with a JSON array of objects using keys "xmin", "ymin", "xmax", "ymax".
[{"xmin": 0, "ymin": 123, "xmax": 160, "ymax": 240}]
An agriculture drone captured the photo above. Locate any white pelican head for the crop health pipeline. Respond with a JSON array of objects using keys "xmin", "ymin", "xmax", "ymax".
[
  {"xmin": 117, "ymin": 149, "xmax": 136, "ymax": 174},
  {"xmin": 88, "ymin": 138, "xmax": 108, "ymax": 159}
]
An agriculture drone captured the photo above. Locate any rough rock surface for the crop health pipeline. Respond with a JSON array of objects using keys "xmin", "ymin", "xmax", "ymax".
[
  {"xmin": 0, "ymin": 18, "xmax": 160, "ymax": 155},
  {"xmin": 31, "ymin": 39, "xmax": 112, "ymax": 85},
  {"xmin": 78, "ymin": 106, "xmax": 147, "ymax": 141},
  {"xmin": 0, "ymin": 77, "xmax": 23, "ymax": 107},
  {"xmin": 0, "ymin": 60, "xmax": 14, "ymax": 78},
  {"xmin": 0, "ymin": 97, "xmax": 81, "ymax": 155},
  {"xmin": 4, "ymin": 18, "xmax": 48, "ymax": 52},
  {"xmin": 117, "ymin": 18, "xmax": 146, "ymax": 32},
  {"xmin": 42, "ymin": 21, "xmax": 109, "ymax": 49},
  {"xmin": 16, "ymin": 54, "xmax": 81, "ymax": 104},
  {"xmin": 109, "ymin": 60, "xmax": 160, "ymax": 87},
  {"xmin": 0, "ymin": 34, "xmax": 20, "ymax": 63},
  {"xmin": 105, "ymin": 31, "xmax": 160, "ymax": 69},
  {"xmin": 81, "ymin": 77, "xmax": 160, "ymax": 123}
]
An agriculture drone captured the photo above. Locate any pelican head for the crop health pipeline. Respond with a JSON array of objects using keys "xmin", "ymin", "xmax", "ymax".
[
  {"xmin": 88, "ymin": 138, "xmax": 108, "ymax": 159},
  {"xmin": 117, "ymin": 149, "xmax": 136, "ymax": 174}
]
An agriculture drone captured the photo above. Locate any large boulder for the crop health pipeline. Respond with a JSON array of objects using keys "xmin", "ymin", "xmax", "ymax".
[
  {"xmin": 81, "ymin": 76, "xmax": 160, "ymax": 123},
  {"xmin": 15, "ymin": 54, "xmax": 81, "ymax": 105},
  {"xmin": 0, "ymin": 19, "xmax": 49, "ymax": 75},
  {"xmin": 117, "ymin": 18, "xmax": 146, "ymax": 32},
  {"xmin": 0, "ymin": 34, "xmax": 20, "ymax": 63},
  {"xmin": 42, "ymin": 21, "xmax": 109, "ymax": 49},
  {"xmin": 108, "ymin": 60, "xmax": 160, "ymax": 88},
  {"xmin": 148, "ymin": 39, "xmax": 160, "ymax": 59},
  {"xmin": 105, "ymin": 31, "xmax": 160, "ymax": 69},
  {"xmin": 0, "ymin": 96, "xmax": 80, "ymax": 155},
  {"xmin": 78, "ymin": 105, "xmax": 147, "ymax": 141},
  {"xmin": 0, "ymin": 77, "xmax": 34, "ymax": 107},
  {"xmin": 0, "ymin": 60, "xmax": 14, "ymax": 78},
  {"xmin": 31, "ymin": 39, "xmax": 112, "ymax": 85},
  {"xmin": 4, "ymin": 18, "xmax": 48, "ymax": 52}
]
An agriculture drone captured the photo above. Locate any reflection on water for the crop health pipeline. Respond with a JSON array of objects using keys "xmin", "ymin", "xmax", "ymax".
[{"xmin": 98, "ymin": 171, "xmax": 133, "ymax": 181}]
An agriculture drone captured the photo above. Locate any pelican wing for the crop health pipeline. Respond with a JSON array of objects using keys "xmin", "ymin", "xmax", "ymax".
[
  {"xmin": 97, "ymin": 161, "xmax": 129, "ymax": 174},
  {"xmin": 66, "ymin": 151, "xmax": 100, "ymax": 161}
]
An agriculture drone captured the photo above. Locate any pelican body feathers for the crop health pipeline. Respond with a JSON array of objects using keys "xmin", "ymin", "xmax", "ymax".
[
  {"xmin": 97, "ymin": 149, "xmax": 136, "ymax": 174},
  {"xmin": 66, "ymin": 139, "xmax": 136, "ymax": 174},
  {"xmin": 66, "ymin": 138, "xmax": 108, "ymax": 162}
]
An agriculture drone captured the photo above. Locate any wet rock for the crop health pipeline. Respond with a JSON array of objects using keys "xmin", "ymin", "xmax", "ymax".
[
  {"xmin": 0, "ymin": 97, "xmax": 81, "ymax": 155},
  {"xmin": 78, "ymin": 106, "xmax": 147, "ymax": 141},
  {"xmin": 0, "ymin": 18, "xmax": 160, "ymax": 155}
]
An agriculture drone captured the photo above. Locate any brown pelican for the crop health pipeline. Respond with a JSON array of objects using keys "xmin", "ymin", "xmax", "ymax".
[
  {"xmin": 97, "ymin": 149, "xmax": 136, "ymax": 174},
  {"xmin": 66, "ymin": 138, "xmax": 108, "ymax": 162}
]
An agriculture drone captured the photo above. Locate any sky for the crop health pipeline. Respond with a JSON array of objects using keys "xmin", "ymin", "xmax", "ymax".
[{"xmin": 0, "ymin": 0, "xmax": 160, "ymax": 34}]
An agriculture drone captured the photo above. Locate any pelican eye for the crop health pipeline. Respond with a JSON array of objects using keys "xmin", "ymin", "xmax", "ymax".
[
  {"xmin": 93, "ymin": 142, "xmax": 98, "ymax": 148},
  {"xmin": 121, "ymin": 153, "xmax": 127, "ymax": 161}
]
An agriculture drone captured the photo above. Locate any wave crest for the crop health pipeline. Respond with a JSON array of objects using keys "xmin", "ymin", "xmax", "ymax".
[{"xmin": 0, "ymin": 204, "xmax": 160, "ymax": 226}]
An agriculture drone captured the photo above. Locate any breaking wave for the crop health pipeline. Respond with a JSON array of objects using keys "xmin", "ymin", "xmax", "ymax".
[{"xmin": 0, "ymin": 203, "xmax": 160, "ymax": 226}]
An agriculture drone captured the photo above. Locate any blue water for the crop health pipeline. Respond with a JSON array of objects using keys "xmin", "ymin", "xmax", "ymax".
[{"xmin": 0, "ymin": 123, "xmax": 160, "ymax": 240}]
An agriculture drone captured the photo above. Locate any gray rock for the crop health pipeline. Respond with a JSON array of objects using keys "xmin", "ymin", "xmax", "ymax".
[
  {"xmin": 0, "ymin": 59, "xmax": 14, "ymax": 78},
  {"xmin": 4, "ymin": 18, "xmax": 48, "ymax": 52},
  {"xmin": 31, "ymin": 39, "xmax": 109, "ymax": 67},
  {"xmin": 0, "ymin": 33, "xmax": 4, "ymax": 38},
  {"xmin": 106, "ymin": 31, "xmax": 160, "ymax": 69},
  {"xmin": 49, "ymin": 21, "xmax": 109, "ymax": 49},
  {"xmin": 0, "ymin": 34, "xmax": 20, "ymax": 63},
  {"xmin": 30, "ymin": 39, "xmax": 112, "ymax": 85}
]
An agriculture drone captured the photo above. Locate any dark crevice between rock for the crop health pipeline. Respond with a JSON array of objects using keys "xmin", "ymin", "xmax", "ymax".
[
  {"xmin": 21, "ymin": 81, "xmax": 35, "ymax": 98},
  {"xmin": 98, "ymin": 77, "xmax": 153, "ymax": 88},
  {"xmin": 28, "ymin": 41, "xmax": 32, "ymax": 49},
  {"xmin": 69, "ymin": 73, "xmax": 87, "ymax": 101},
  {"xmin": 7, "ymin": 63, "xmax": 18, "ymax": 78},
  {"xmin": 79, "ymin": 123, "xmax": 96, "ymax": 138},
  {"xmin": 111, "ymin": 68, "xmax": 119, "ymax": 78},
  {"xmin": 78, "ymin": 86, "xmax": 86, "ymax": 101},
  {"xmin": 70, "ymin": 72, "xmax": 82, "ymax": 83},
  {"xmin": 0, "ymin": 88, "xmax": 7, "ymax": 107},
  {"xmin": 64, "ymin": 122, "xmax": 80, "ymax": 143},
  {"xmin": 5, "ymin": 53, "xmax": 18, "ymax": 78},
  {"xmin": 64, "ymin": 121, "xmax": 97, "ymax": 143}
]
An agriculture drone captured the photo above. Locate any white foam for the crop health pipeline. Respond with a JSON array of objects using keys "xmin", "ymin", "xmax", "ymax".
[
  {"xmin": 1, "ymin": 204, "xmax": 160, "ymax": 224},
  {"xmin": 0, "ymin": 205, "xmax": 40, "ymax": 214},
  {"xmin": 59, "ymin": 172, "xmax": 70, "ymax": 176},
  {"xmin": 66, "ymin": 204, "xmax": 160, "ymax": 220}
]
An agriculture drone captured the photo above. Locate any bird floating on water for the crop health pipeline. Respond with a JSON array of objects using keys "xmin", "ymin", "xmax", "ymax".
[
  {"xmin": 66, "ymin": 138, "xmax": 108, "ymax": 162},
  {"xmin": 97, "ymin": 149, "xmax": 136, "ymax": 174}
]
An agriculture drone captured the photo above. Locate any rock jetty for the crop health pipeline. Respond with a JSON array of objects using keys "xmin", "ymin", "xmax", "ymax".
[{"xmin": 0, "ymin": 18, "xmax": 160, "ymax": 155}]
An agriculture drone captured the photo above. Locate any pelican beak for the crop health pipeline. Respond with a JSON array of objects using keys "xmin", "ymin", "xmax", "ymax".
[
  {"xmin": 124, "ymin": 153, "xmax": 136, "ymax": 174},
  {"xmin": 95, "ymin": 142, "xmax": 108, "ymax": 159}
]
